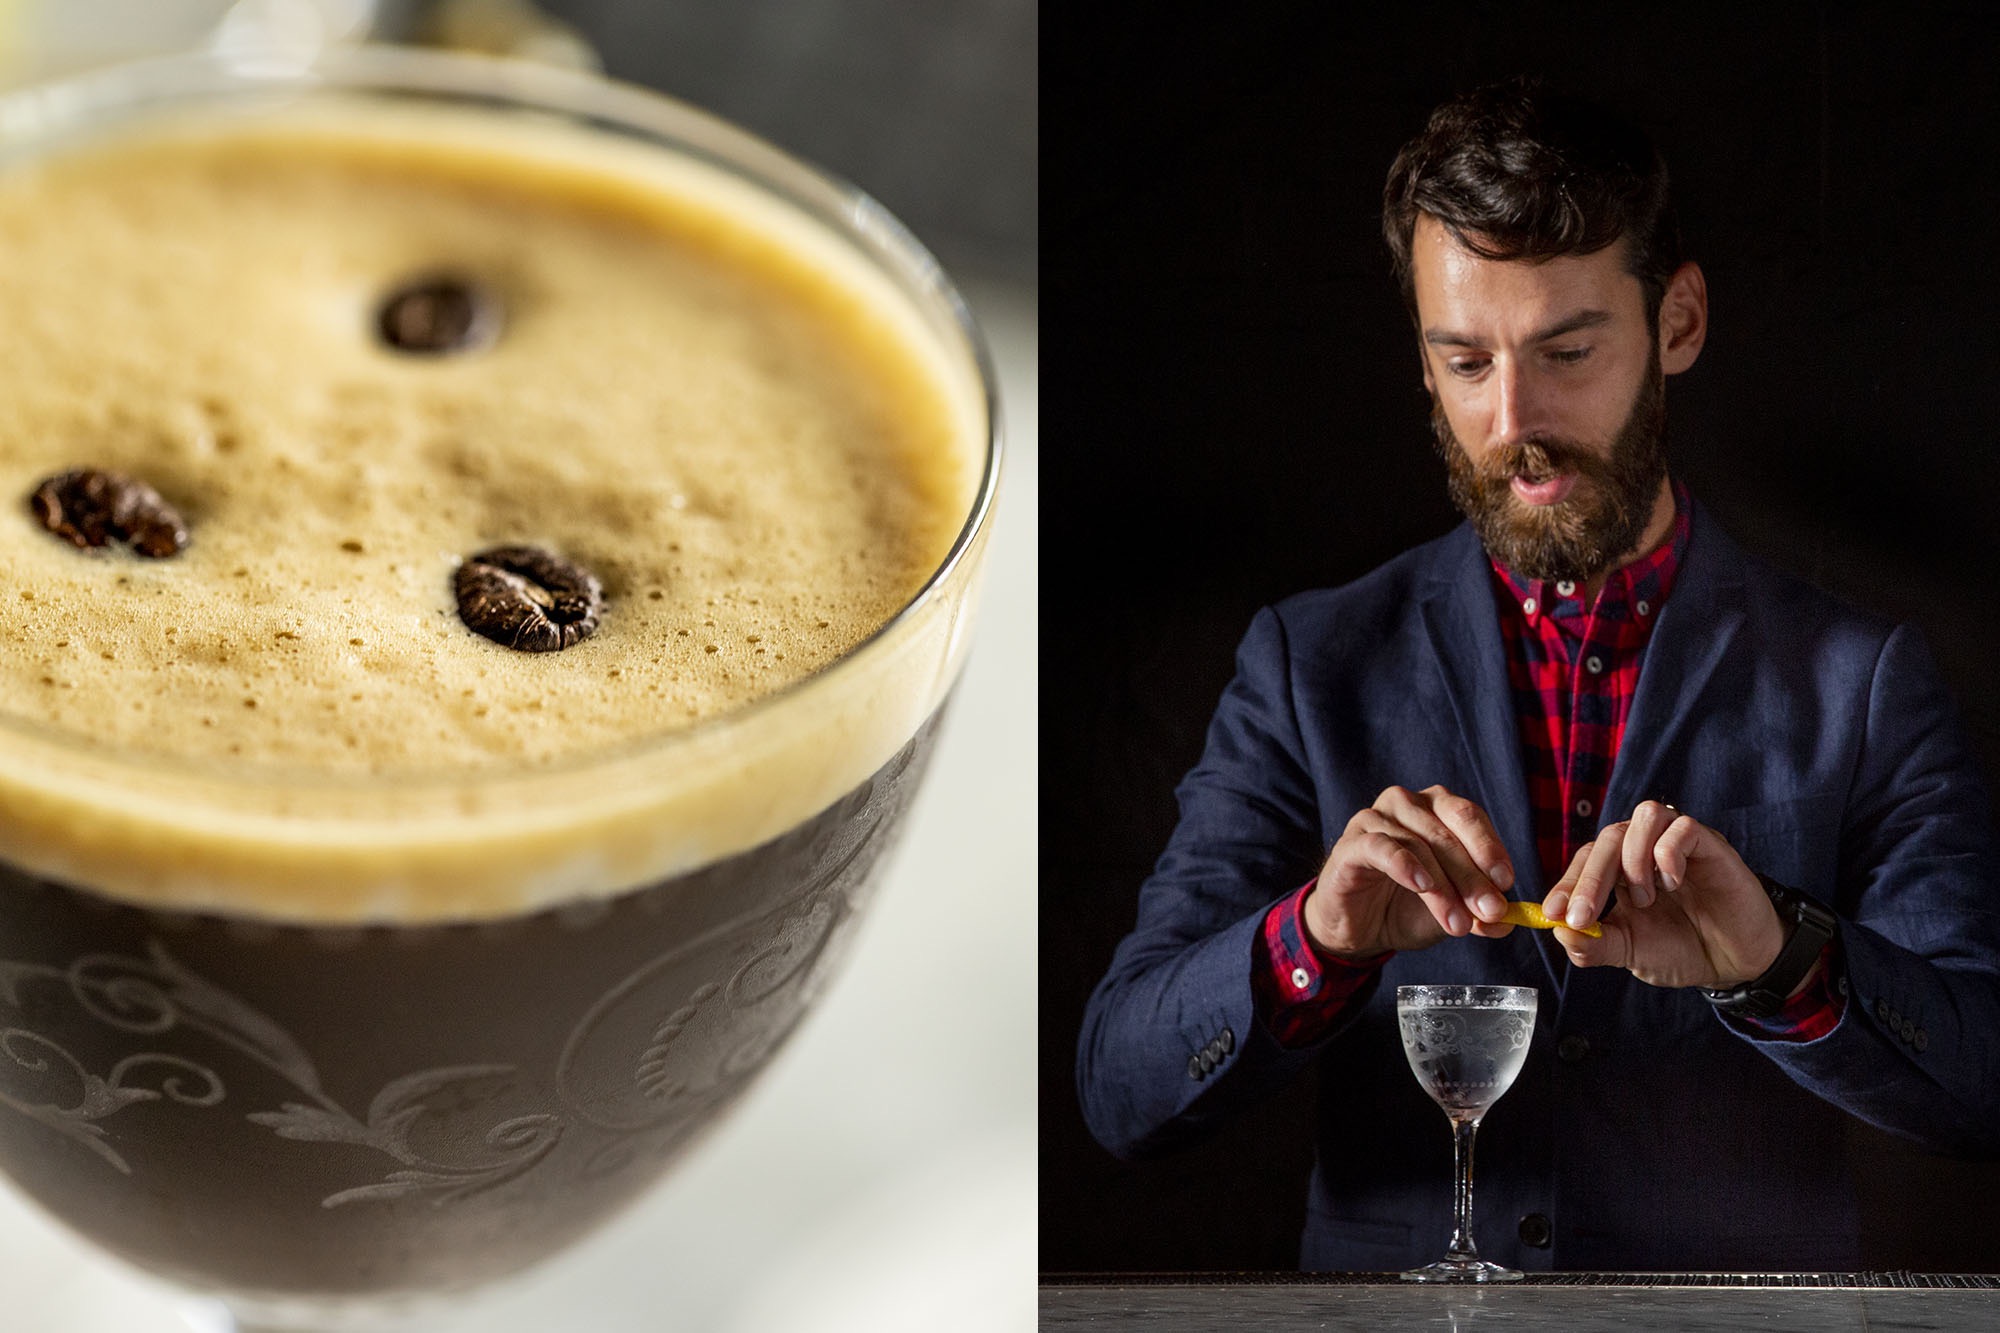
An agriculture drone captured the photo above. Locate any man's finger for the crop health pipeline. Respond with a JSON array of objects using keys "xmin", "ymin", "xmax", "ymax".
[
  {"xmin": 1425, "ymin": 784, "xmax": 1519, "ymax": 909},
  {"xmin": 1558, "ymin": 824, "xmax": 1628, "ymax": 930},
  {"xmin": 1540, "ymin": 843, "xmax": 1593, "ymax": 924},
  {"xmin": 1652, "ymin": 813, "xmax": 1703, "ymax": 891},
  {"xmin": 1619, "ymin": 800, "xmax": 1677, "ymax": 907},
  {"xmin": 1374, "ymin": 786, "xmax": 1506, "ymax": 923},
  {"xmin": 1353, "ymin": 825, "xmax": 1471, "ymax": 935},
  {"xmin": 1556, "ymin": 913, "xmax": 1631, "ymax": 970}
]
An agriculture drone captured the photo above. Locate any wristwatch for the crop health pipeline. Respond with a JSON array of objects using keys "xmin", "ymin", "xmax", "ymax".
[{"xmin": 1700, "ymin": 874, "xmax": 1837, "ymax": 1020}]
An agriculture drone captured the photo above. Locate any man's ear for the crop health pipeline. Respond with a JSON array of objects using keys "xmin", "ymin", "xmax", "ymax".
[
  {"xmin": 1418, "ymin": 332, "xmax": 1435, "ymax": 396},
  {"xmin": 1658, "ymin": 261, "xmax": 1707, "ymax": 375}
]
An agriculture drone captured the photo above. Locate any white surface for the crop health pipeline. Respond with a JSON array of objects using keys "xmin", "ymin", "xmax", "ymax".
[
  {"xmin": 0, "ymin": 277, "xmax": 1037, "ymax": 1331},
  {"xmin": 0, "ymin": 0, "xmax": 378, "ymax": 85}
]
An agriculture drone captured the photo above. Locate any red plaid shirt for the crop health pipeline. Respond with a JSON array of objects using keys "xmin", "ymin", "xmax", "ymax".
[
  {"xmin": 1503, "ymin": 482, "xmax": 1691, "ymax": 881},
  {"xmin": 1254, "ymin": 483, "xmax": 1843, "ymax": 1045}
]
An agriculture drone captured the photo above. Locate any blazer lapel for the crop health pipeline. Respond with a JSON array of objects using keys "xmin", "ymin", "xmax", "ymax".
[
  {"xmin": 1416, "ymin": 528, "xmax": 1568, "ymax": 992},
  {"xmin": 1560, "ymin": 503, "xmax": 1750, "ymax": 1028},
  {"xmin": 1600, "ymin": 500, "xmax": 1749, "ymax": 825}
]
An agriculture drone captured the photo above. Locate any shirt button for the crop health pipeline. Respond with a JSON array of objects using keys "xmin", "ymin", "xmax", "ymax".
[
  {"xmin": 1518, "ymin": 1213, "xmax": 1553, "ymax": 1248},
  {"xmin": 1291, "ymin": 967, "xmax": 1312, "ymax": 991},
  {"xmin": 1585, "ymin": 655, "xmax": 1604, "ymax": 675},
  {"xmin": 1558, "ymin": 1035, "xmax": 1591, "ymax": 1063},
  {"xmin": 1575, "ymin": 799, "xmax": 1594, "ymax": 818},
  {"xmin": 1636, "ymin": 600, "xmax": 1651, "ymax": 617},
  {"xmin": 1555, "ymin": 580, "xmax": 1576, "ymax": 597},
  {"xmin": 1522, "ymin": 597, "xmax": 1538, "ymax": 616}
]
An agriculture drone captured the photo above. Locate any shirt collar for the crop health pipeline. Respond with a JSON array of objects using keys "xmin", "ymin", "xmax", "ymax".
[{"xmin": 1490, "ymin": 479, "xmax": 1692, "ymax": 625}]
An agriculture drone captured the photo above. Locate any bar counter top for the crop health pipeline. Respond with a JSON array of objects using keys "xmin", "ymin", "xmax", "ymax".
[{"xmin": 1040, "ymin": 1271, "xmax": 2000, "ymax": 1331}]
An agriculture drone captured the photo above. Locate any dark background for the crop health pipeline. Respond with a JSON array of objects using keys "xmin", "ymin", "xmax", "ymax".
[{"xmin": 1042, "ymin": 4, "xmax": 2000, "ymax": 1273}]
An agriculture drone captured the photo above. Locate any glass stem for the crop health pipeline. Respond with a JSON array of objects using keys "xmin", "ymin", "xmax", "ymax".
[{"xmin": 1446, "ymin": 1115, "xmax": 1482, "ymax": 1261}]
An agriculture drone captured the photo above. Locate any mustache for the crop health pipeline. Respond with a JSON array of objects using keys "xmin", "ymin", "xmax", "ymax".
[{"xmin": 1476, "ymin": 437, "xmax": 1615, "ymax": 487}]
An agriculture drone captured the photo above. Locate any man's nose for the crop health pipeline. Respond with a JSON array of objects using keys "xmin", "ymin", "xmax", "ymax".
[{"xmin": 1489, "ymin": 361, "xmax": 1544, "ymax": 449}]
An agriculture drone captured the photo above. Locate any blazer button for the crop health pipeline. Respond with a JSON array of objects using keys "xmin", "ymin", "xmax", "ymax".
[
  {"xmin": 1914, "ymin": 1029, "xmax": 1929, "ymax": 1052},
  {"xmin": 1187, "ymin": 1055, "xmax": 1205, "ymax": 1082},
  {"xmin": 1518, "ymin": 1213, "xmax": 1553, "ymax": 1248},
  {"xmin": 1199, "ymin": 1049, "xmax": 1217, "ymax": 1074},
  {"xmin": 1558, "ymin": 1035, "xmax": 1590, "ymax": 1063},
  {"xmin": 1901, "ymin": 1019, "xmax": 1917, "ymax": 1044},
  {"xmin": 1220, "ymin": 1026, "xmax": 1235, "ymax": 1053}
]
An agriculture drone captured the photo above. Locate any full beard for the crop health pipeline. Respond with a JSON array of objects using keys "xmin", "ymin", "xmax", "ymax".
[{"xmin": 1432, "ymin": 354, "xmax": 1669, "ymax": 584}]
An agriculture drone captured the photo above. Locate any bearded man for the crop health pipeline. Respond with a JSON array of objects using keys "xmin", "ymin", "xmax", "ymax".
[{"xmin": 1074, "ymin": 78, "xmax": 2000, "ymax": 1273}]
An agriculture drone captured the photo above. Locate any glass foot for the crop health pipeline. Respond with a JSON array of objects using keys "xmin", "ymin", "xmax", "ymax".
[{"xmin": 1401, "ymin": 1256, "xmax": 1523, "ymax": 1282}]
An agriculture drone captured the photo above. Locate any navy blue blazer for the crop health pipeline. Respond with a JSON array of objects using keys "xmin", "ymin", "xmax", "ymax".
[{"xmin": 1076, "ymin": 502, "xmax": 2000, "ymax": 1272}]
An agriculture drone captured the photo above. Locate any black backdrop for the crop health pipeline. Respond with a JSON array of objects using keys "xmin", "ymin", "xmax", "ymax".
[{"xmin": 1041, "ymin": 4, "xmax": 2000, "ymax": 1273}]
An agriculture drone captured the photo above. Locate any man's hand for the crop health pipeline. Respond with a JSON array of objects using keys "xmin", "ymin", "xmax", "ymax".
[
  {"xmin": 1303, "ymin": 785, "xmax": 1518, "ymax": 959},
  {"xmin": 1541, "ymin": 800, "xmax": 1787, "ymax": 990}
]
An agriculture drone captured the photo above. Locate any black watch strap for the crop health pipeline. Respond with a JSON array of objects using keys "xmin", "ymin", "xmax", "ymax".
[{"xmin": 1700, "ymin": 874, "xmax": 1837, "ymax": 1020}]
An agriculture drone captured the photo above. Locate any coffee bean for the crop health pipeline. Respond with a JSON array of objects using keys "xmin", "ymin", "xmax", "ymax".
[
  {"xmin": 29, "ymin": 468, "xmax": 189, "ymax": 558},
  {"xmin": 454, "ymin": 545, "xmax": 602, "ymax": 652},
  {"xmin": 377, "ymin": 275, "xmax": 499, "ymax": 354}
]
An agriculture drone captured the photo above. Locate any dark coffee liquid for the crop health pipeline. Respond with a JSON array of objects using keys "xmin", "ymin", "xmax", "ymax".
[{"xmin": 0, "ymin": 714, "xmax": 939, "ymax": 1298}]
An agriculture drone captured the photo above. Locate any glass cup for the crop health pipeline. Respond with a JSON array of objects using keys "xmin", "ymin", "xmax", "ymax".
[
  {"xmin": 1396, "ymin": 984, "xmax": 1539, "ymax": 1283},
  {"xmin": 0, "ymin": 44, "xmax": 998, "ymax": 1332}
]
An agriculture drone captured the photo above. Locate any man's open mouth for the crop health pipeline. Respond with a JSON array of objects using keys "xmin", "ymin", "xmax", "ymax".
[{"xmin": 1509, "ymin": 473, "xmax": 1577, "ymax": 506}]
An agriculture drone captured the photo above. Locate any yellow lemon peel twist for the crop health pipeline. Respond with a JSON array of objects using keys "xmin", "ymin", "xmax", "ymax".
[{"xmin": 1500, "ymin": 900, "xmax": 1603, "ymax": 938}]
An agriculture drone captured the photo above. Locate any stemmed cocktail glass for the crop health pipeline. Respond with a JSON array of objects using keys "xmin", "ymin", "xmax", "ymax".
[{"xmin": 1396, "ymin": 984, "xmax": 1538, "ymax": 1282}]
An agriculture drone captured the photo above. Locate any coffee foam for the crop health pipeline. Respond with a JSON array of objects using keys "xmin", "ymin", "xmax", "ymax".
[{"xmin": 0, "ymin": 99, "xmax": 990, "ymax": 922}]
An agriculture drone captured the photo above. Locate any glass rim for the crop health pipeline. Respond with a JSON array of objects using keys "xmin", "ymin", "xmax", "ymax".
[
  {"xmin": 1396, "ymin": 984, "xmax": 1539, "ymax": 1007},
  {"xmin": 0, "ymin": 43, "xmax": 1002, "ymax": 796}
]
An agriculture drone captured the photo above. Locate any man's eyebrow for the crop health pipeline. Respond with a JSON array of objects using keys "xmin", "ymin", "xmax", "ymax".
[{"xmin": 1422, "ymin": 309, "xmax": 1615, "ymax": 348}]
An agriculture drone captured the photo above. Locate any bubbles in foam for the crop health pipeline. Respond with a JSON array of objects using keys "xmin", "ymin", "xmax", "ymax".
[
  {"xmin": 0, "ymin": 97, "xmax": 989, "ymax": 920},
  {"xmin": 0, "ymin": 113, "xmax": 969, "ymax": 779}
]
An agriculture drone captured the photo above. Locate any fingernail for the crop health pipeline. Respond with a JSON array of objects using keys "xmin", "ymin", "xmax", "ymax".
[
  {"xmin": 1415, "ymin": 869, "xmax": 1435, "ymax": 893},
  {"xmin": 1543, "ymin": 891, "xmax": 1569, "ymax": 920},
  {"xmin": 1661, "ymin": 872, "xmax": 1681, "ymax": 893},
  {"xmin": 1489, "ymin": 863, "xmax": 1514, "ymax": 891},
  {"xmin": 1567, "ymin": 901, "xmax": 1592, "ymax": 930},
  {"xmin": 1477, "ymin": 892, "xmax": 1507, "ymax": 921},
  {"xmin": 1447, "ymin": 908, "xmax": 1469, "ymax": 934}
]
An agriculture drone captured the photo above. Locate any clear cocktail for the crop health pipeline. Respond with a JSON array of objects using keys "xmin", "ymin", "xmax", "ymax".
[{"xmin": 1396, "ymin": 984, "xmax": 1538, "ymax": 1282}]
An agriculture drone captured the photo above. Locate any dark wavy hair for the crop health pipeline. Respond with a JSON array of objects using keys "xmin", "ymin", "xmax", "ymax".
[{"xmin": 1383, "ymin": 77, "xmax": 1683, "ymax": 325}]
